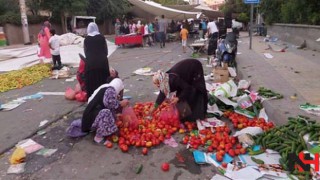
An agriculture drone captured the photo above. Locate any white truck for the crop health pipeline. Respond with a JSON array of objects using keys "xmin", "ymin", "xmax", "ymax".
[{"xmin": 68, "ymin": 16, "xmax": 96, "ymax": 36}]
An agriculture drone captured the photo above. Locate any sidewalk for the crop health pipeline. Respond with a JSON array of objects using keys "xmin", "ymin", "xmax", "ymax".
[{"xmin": 237, "ymin": 33, "xmax": 320, "ymax": 124}]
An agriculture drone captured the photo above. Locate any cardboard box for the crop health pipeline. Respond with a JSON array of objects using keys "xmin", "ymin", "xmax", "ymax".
[{"xmin": 213, "ymin": 67, "xmax": 229, "ymax": 83}]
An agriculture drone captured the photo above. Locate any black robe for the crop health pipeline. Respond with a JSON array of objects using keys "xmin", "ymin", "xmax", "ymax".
[
  {"xmin": 84, "ymin": 34, "xmax": 110, "ymax": 98},
  {"xmin": 156, "ymin": 59, "xmax": 208, "ymax": 122}
]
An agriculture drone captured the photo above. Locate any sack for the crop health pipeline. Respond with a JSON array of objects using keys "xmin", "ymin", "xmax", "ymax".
[
  {"xmin": 65, "ymin": 87, "xmax": 76, "ymax": 100},
  {"xmin": 75, "ymin": 91, "xmax": 87, "ymax": 102},
  {"xmin": 159, "ymin": 105, "xmax": 180, "ymax": 127},
  {"xmin": 122, "ymin": 106, "xmax": 138, "ymax": 130},
  {"xmin": 176, "ymin": 101, "xmax": 192, "ymax": 119}
]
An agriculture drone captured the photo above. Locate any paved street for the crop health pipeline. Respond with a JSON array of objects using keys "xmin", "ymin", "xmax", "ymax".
[{"xmin": 0, "ymin": 33, "xmax": 319, "ymax": 179}]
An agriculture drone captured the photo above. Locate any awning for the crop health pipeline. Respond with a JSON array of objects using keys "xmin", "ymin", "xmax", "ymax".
[{"xmin": 128, "ymin": 0, "xmax": 202, "ymax": 20}]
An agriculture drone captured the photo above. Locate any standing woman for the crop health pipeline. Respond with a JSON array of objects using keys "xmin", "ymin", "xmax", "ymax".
[
  {"xmin": 84, "ymin": 22, "xmax": 110, "ymax": 98},
  {"xmin": 37, "ymin": 21, "xmax": 52, "ymax": 63},
  {"xmin": 151, "ymin": 59, "xmax": 208, "ymax": 122}
]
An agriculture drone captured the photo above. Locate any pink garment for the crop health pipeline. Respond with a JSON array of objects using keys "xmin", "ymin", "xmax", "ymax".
[{"xmin": 37, "ymin": 27, "xmax": 51, "ymax": 58}]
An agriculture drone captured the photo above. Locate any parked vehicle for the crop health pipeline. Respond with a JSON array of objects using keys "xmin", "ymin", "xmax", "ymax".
[
  {"xmin": 67, "ymin": 16, "xmax": 96, "ymax": 36},
  {"xmin": 216, "ymin": 31, "xmax": 238, "ymax": 68}
]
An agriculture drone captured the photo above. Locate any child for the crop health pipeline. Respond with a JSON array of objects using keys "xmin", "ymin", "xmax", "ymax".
[
  {"xmin": 180, "ymin": 24, "xmax": 189, "ymax": 53},
  {"xmin": 49, "ymin": 29, "xmax": 61, "ymax": 70}
]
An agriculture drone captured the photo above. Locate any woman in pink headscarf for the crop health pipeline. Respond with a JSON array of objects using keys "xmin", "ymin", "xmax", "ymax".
[{"xmin": 37, "ymin": 21, "xmax": 52, "ymax": 63}]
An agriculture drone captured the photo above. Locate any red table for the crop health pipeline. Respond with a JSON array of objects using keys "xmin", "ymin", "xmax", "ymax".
[{"xmin": 115, "ymin": 35, "xmax": 143, "ymax": 46}]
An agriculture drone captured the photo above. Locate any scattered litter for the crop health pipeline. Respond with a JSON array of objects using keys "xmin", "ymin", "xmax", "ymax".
[
  {"xmin": 237, "ymin": 134, "xmax": 255, "ymax": 146},
  {"xmin": 206, "ymin": 64, "xmax": 213, "ymax": 68},
  {"xmin": 9, "ymin": 148, "xmax": 26, "ymax": 165},
  {"xmin": 207, "ymin": 104, "xmax": 223, "ymax": 116},
  {"xmin": 210, "ymin": 174, "xmax": 230, "ymax": 180},
  {"xmin": 0, "ymin": 99, "xmax": 25, "ymax": 111},
  {"xmin": 233, "ymin": 127, "xmax": 263, "ymax": 137},
  {"xmin": 7, "ymin": 163, "xmax": 26, "ymax": 174},
  {"xmin": 66, "ymin": 119, "xmax": 88, "ymax": 138},
  {"xmin": 136, "ymin": 78, "xmax": 144, "ymax": 81},
  {"xmin": 235, "ymin": 107, "xmax": 255, "ymax": 118},
  {"xmin": 170, "ymin": 61, "xmax": 175, "ymax": 64},
  {"xmin": 36, "ymin": 148, "xmax": 57, "ymax": 157},
  {"xmin": 38, "ymin": 92, "xmax": 65, "ymax": 96},
  {"xmin": 37, "ymin": 130, "xmax": 47, "ymax": 136},
  {"xmin": 133, "ymin": 67, "xmax": 155, "ymax": 76},
  {"xmin": 239, "ymin": 152, "xmax": 281, "ymax": 165},
  {"xmin": 154, "ymin": 91, "xmax": 160, "ymax": 95},
  {"xmin": 316, "ymin": 38, "xmax": 320, "ymax": 42},
  {"xmin": 237, "ymin": 94, "xmax": 253, "ymax": 109},
  {"xmin": 39, "ymin": 120, "xmax": 49, "ymax": 127},
  {"xmin": 23, "ymin": 109, "xmax": 32, "ymax": 112},
  {"xmin": 238, "ymin": 80, "xmax": 251, "ymax": 89},
  {"xmin": 193, "ymin": 150, "xmax": 209, "ymax": 164},
  {"xmin": 65, "ymin": 76, "xmax": 77, "ymax": 82},
  {"xmin": 228, "ymin": 67, "xmax": 237, "ymax": 77},
  {"xmin": 263, "ymin": 53, "xmax": 273, "ymax": 59},
  {"xmin": 163, "ymin": 50, "xmax": 172, "ymax": 53},
  {"xmin": 297, "ymin": 40, "xmax": 307, "ymax": 49},
  {"xmin": 164, "ymin": 137, "xmax": 178, "ymax": 147},
  {"xmin": 178, "ymin": 55, "xmax": 181, "ymax": 56},
  {"xmin": 258, "ymin": 164, "xmax": 288, "ymax": 179},
  {"xmin": 210, "ymin": 152, "xmax": 233, "ymax": 165},
  {"xmin": 236, "ymin": 52, "xmax": 242, "ymax": 55},
  {"xmin": 258, "ymin": 108, "xmax": 268, "ymax": 121},
  {"xmin": 135, "ymin": 164, "xmax": 143, "ymax": 174},
  {"xmin": 16, "ymin": 139, "xmax": 44, "ymax": 154},
  {"xmin": 300, "ymin": 103, "xmax": 320, "ymax": 116},
  {"xmin": 225, "ymin": 166, "xmax": 262, "ymax": 180},
  {"xmin": 266, "ymin": 44, "xmax": 288, "ymax": 52},
  {"xmin": 51, "ymin": 67, "xmax": 70, "ymax": 79},
  {"xmin": 198, "ymin": 118, "xmax": 225, "ymax": 129}
]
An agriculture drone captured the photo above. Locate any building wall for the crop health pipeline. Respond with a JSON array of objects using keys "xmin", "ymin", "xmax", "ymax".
[
  {"xmin": 4, "ymin": 23, "xmax": 63, "ymax": 45},
  {"xmin": 267, "ymin": 23, "xmax": 320, "ymax": 51}
]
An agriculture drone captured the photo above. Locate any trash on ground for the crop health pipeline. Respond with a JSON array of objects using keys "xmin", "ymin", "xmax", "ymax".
[
  {"xmin": 65, "ymin": 76, "xmax": 77, "ymax": 82},
  {"xmin": 300, "ymin": 103, "xmax": 320, "ymax": 116},
  {"xmin": 18, "ymin": 94, "xmax": 43, "ymax": 101},
  {"xmin": 37, "ymin": 130, "xmax": 47, "ymax": 136},
  {"xmin": 9, "ymin": 148, "xmax": 26, "ymax": 165},
  {"xmin": 210, "ymin": 174, "xmax": 230, "ymax": 180},
  {"xmin": 36, "ymin": 148, "xmax": 57, "ymax": 157},
  {"xmin": 133, "ymin": 67, "xmax": 155, "ymax": 76},
  {"xmin": 258, "ymin": 108, "xmax": 269, "ymax": 121},
  {"xmin": 258, "ymin": 87, "xmax": 283, "ymax": 100},
  {"xmin": 123, "ymin": 89, "xmax": 130, "ymax": 93},
  {"xmin": 16, "ymin": 139, "xmax": 44, "ymax": 154},
  {"xmin": 154, "ymin": 91, "xmax": 160, "ymax": 95},
  {"xmin": 237, "ymin": 52, "xmax": 242, "ymax": 55},
  {"xmin": 164, "ymin": 137, "xmax": 178, "ymax": 147},
  {"xmin": 263, "ymin": 53, "xmax": 274, "ymax": 59},
  {"xmin": 228, "ymin": 67, "xmax": 237, "ymax": 77},
  {"xmin": 123, "ymin": 96, "xmax": 132, "ymax": 100},
  {"xmin": 39, "ymin": 120, "xmax": 49, "ymax": 127},
  {"xmin": 207, "ymin": 104, "xmax": 223, "ymax": 116},
  {"xmin": 136, "ymin": 78, "xmax": 144, "ymax": 81},
  {"xmin": 135, "ymin": 164, "xmax": 143, "ymax": 174},
  {"xmin": 237, "ymin": 134, "xmax": 255, "ymax": 146},
  {"xmin": 7, "ymin": 163, "xmax": 26, "ymax": 174},
  {"xmin": 239, "ymin": 152, "xmax": 281, "ymax": 166},
  {"xmin": 225, "ymin": 166, "xmax": 262, "ymax": 180},
  {"xmin": 193, "ymin": 150, "xmax": 209, "ymax": 164},
  {"xmin": 210, "ymin": 152, "xmax": 233, "ymax": 166},
  {"xmin": 238, "ymin": 80, "xmax": 251, "ymax": 89},
  {"xmin": 0, "ymin": 99, "xmax": 25, "ymax": 111},
  {"xmin": 51, "ymin": 66, "xmax": 70, "ymax": 79}
]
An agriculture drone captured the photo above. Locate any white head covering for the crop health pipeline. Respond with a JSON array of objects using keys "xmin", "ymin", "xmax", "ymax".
[
  {"xmin": 87, "ymin": 78, "xmax": 124, "ymax": 103},
  {"xmin": 109, "ymin": 78, "xmax": 124, "ymax": 95},
  {"xmin": 87, "ymin": 22, "xmax": 100, "ymax": 36}
]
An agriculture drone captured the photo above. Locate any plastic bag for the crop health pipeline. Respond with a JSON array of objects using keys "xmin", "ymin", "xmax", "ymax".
[
  {"xmin": 122, "ymin": 106, "xmax": 138, "ymax": 130},
  {"xmin": 65, "ymin": 87, "xmax": 76, "ymax": 100},
  {"xmin": 75, "ymin": 91, "xmax": 87, "ymax": 102},
  {"xmin": 74, "ymin": 83, "xmax": 81, "ymax": 94},
  {"xmin": 9, "ymin": 148, "xmax": 26, "ymax": 165},
  {"xmin": 159, "ymin": 105, "xmax": 180, "ymax": 127}
]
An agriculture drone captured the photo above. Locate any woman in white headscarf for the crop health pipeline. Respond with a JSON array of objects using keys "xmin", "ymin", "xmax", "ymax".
[
  {"xmin": 84, "ymin": 22, "xmax": 110, "ymax": 98},
  {"xmin": 81, "ymin": 78, "xmax": 129, "ymax": 144}
]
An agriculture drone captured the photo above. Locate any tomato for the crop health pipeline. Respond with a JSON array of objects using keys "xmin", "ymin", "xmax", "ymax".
[
  {"xmin": 120, "ymin": 144, "xmax": 128, "ymax": 152},
  {"xmin": 207, "ymin": 146, "xmax": 214, "ymax": 152},
  {"xmin": 106, "ymin": 142, "xmax": 113, "ymax": 148},
  {"xmin": 236, "ymin": 144, "xmax": 242, "ymax": 149},
  {"xmin": 161, "ymin": 162, "xmax": 170, "ymax": 171},
  {"xmin": 146, "ymin": 141, "xmax": 153, "ymax": 148},
  {"xmin": 221, "ymin": 162, "xmax": 228, "ymax": 168},
  {"xmin": 142, "ymin": 147, "xmax": 148, "ymax": 155},
  {"xmin": 228, "ymin": 149, "xmax": 235, "ymax": 157},
  {"xmin": 240, "ymin": 148, "xmax": 246, "ymax": 154},
  {"xmin": 216, "ymin": 154, "xmax": 223, "ymax": 162}
]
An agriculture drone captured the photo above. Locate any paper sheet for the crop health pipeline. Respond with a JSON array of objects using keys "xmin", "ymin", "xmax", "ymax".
[
  {"xmin": 263, "ymin": 53, "xmax": 274, "ymax": 59},
  {"xmin": 207, "ymin": 104, "xmax": 223, "ymax": 116},
  {"xmin": 38, "ymin": 92, "xmax": 65, "ymax": 96},
  {"xmin": 16, "ymin": 139, "xmax": 44, "ymax": 154},
  {"xmin": 225, "ymin": 166, "xmax": 263, "ymax": 180}
]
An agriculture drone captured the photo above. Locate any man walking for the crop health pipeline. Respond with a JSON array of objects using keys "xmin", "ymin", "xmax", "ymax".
[
  {"xmin": 207, "ymin": 18, "xmax": 219, "ymax": 56},
  {"xmin": 158, "ymin": 15, "xmax": 167, "ymax": 48}
]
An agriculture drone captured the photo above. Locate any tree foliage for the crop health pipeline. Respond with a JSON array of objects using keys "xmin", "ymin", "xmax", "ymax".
[
  {"xmin": 153, "ymin": 0, "xmax": 188, "ymax": 5},
  {"xmin": 222, "ymin": 0, "xmax": 320, "ymax": 25},
  {"xmin": 87, "ymin": 0, "xmax": 131, "ymax": 23}
]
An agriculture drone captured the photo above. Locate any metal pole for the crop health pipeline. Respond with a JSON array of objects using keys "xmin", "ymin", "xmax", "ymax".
[
  {"xmin": 249, "ymin": 4, "xmax": 253, "ymax": 49},
  {"xmin": 19, "ymin": 0, "xmax": 31, "ymax": 45}
]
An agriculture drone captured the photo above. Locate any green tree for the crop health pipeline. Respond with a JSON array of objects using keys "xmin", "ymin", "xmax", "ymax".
[
  {"xmin": 87, "ymin": 0, "xmax": 131, "ymax": 23},
  {"xmin": 41, "ymin": 0, "xmax": 87, "ymax": 33},
  {"xmin": 26, "ymin": 0, "xmax": 42, "ymax": 16},
  {"xmin": 153, "ymin": 0, "xmax": 187, "ymax": 5}
]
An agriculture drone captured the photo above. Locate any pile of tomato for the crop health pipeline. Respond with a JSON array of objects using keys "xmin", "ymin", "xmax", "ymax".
[
  {"xmin": 111, "ymin": 101, "xmax": 180, "ymax": 153},
  {"xmin": 181, "ymin": 125, "xmax": 247, "ymax": 161},
  {"xmin": 224, "ymin": 111, "xmax": 275, "ymax": 131}
]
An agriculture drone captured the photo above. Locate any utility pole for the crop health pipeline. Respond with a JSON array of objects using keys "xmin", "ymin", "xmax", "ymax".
[
  {"xmin": 19, "ymin": 0, "xmax": 31, "ymax": 45},
  {"xmin": 249, "ymin": 4, "xmax": 253, "ymax": 49}
]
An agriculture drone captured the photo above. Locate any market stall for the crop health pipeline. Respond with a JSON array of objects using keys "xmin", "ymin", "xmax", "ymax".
[{"xmin": 115, "ymin": 34, "xmax": 143, "ymax": 47}]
